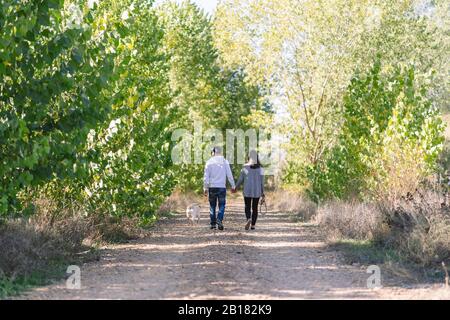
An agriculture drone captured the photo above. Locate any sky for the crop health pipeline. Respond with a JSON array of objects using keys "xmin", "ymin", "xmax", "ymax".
[
  {"xmin": 154, "ymin": 0, "xmax": 219, "ymax": 15},
  {"xmin": 190, "ymin": 0, "xmax": 218, "ymax": 14}
]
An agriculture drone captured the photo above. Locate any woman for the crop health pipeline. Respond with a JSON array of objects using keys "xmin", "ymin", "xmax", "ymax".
[{"xmin": 235, "ymin": 150, "xmax": 264, "ymax": 230}]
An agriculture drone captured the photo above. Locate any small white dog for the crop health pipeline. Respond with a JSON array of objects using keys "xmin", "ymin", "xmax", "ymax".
[{"xmin": 186, "ymin": 203, "xmax": 201, "ymax": 225}]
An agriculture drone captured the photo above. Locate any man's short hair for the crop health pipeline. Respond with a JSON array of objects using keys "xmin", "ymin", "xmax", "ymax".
[{"xmin": 212, "ymin": 146, "xmax": 222, "ymax": 154}]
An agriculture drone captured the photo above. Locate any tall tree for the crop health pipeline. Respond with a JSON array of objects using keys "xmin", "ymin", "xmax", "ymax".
[
  {"xmin": 157, "ymin": 0, "xmax": 268, "ymax": 190},
  {"xmin": 0, "ymin": 0, "xmax": 117, "ymax": 215},
  {"xmin": 214, "ymin": 0, "xmax": 449, "ymax": 189}
]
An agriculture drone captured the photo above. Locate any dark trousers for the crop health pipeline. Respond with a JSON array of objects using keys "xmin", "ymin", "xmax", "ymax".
[
  {"xmin": 209, "ymin": 188, "xmax": 226, "ymax": 225},
  {"xmin": 244, "ymin": 197, "xmax": 260, "ymax": 226}
]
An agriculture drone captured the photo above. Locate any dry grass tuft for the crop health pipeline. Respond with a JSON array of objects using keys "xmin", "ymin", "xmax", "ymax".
[
  {"xmin": 318, "ymin": 190, "xmax": 450, "ymax": 268},
  {"xmin": 0, "ymin": 217, "xmax": 89, "ymax": 280},
  {"xmin": 0, "ymin": 196, "xmax": 146, "ymax": 289},
  {"xmin": 266, "ymin": 190, "xmax": 317, "ymax": 221},
  {"xmin": 317, "ymin": 201, "xmax": 383, "ymax": 242},
  {"xmin": 157, "ymin": 190, "xmax": 203, "ymax": 215},
  {"xmin": 378, "ymin": 190, "xmax": 450, "ymax": 267}
]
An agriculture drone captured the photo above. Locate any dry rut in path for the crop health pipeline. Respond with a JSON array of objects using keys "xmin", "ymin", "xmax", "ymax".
[{"xmin": 18, "ymin": 202, "xmax": 450, "ymax": 300}]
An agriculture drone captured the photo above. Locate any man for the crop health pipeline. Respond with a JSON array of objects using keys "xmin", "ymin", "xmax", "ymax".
[{"xmin": 203, "ymin": 146, "xmax": 235, "ymax": 230}]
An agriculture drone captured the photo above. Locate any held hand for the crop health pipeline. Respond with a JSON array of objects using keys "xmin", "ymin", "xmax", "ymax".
[
  {"xmin": 203, "ymin": 190, "xmax": 208, "ymax": 197},
  {"xmin": 231, "ymin": 188, "xmax": 237, "ymax": 194}
]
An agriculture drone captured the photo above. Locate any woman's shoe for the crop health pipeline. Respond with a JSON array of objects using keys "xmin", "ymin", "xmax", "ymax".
[{"xmin": 245, "ymin": 219, "xmax": 251, "ymax": 230}]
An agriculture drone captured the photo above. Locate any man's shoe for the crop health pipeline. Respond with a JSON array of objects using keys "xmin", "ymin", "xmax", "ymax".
[
  {"xmin": 210, "ymin": 224, "xmax": 217, "ymax": 229},
  {"xmin": 217, "ymin": 221, "xmax": 224, "ymax": 230},
  {"xmin": 251, "ymin": 225, "xmax": 255, "ymax": 230},
  {"xmin": 245, "ymin": 219, "xmax": 251, "ymax": 231}
]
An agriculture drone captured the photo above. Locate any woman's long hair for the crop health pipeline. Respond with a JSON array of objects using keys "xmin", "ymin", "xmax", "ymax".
[{"xmin": 247, "ymin": 150, "xmax": 261, "ymax": 169}]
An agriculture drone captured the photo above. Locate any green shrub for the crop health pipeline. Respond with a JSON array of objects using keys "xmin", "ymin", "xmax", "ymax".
[{"xmin": 308, "ymin": 60, "xmax": 445, "ymax": 201}]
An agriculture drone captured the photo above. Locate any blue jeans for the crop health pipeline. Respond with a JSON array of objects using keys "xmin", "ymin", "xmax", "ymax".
[{"xmin": 208, "ymin": 188, "xmax": 226, "ymax": 225}]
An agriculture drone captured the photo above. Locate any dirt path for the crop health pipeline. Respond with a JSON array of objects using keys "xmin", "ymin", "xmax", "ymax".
[{"xmin": 19, "ymin": 202, "xmax": 450, "ymax": 300}]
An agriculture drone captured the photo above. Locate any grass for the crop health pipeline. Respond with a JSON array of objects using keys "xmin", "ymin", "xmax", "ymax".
[
  {"xmin": 266, "ymin": 190, "xmax": 318, "ymax": 221},
  {"xmin": 0, "ymin": 196, "xmax": 142, "ymax": 299},
  {"xmin": 316, "ymin": 201, "xmax": 383, "ymax": 241},
  {"xmin": 319, "ymin": 191, "xmax": 450, "ymax": 283},
  {"xmin": 0, "ymin": 249, "xmax": 99, "ymax": 299},
  {"xmin": 0, "ymin": 190, "xmax": 191, "ymax": 299},
  {"xmin": 157, "ymin": 189, "xmax": 204, "ymax": 215},
  {"xmin": 0, "ymin": 191, "xmax": 187, "ymax": 299},
  {"xmin": 0, "ymin": 273, "xmax": 52, "ymax": 299},
  {"xmin": 329, "ymin": 238, "xmax": 448, "ymax": 282},
  {"xmin": 329, "ymin": 239, "xmax": 401, "ymax": 265},
  {"xmin": 1, "ymin": 263, "xmax": 71, "ymax": 299}
]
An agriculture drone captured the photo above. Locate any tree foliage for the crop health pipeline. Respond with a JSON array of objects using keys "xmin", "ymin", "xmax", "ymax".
[
  {"xmin": 0, "ymin": 0, "xmax": 264, "ymax": 218},
  {"xmin": 0, "ymin": 0, "xmax": 116, "ymax": 214},
  {"xmin": 307, "ymin": 61, "xmax": 445, "ymax": 201},
  {"xmin": 158, "ymin": 1, "xmax": 269, "ymax": 191},
  {"xmin": 214, "ymin": 0, "xmax": 449, "ymax": 199},
  {"xmin": 1, "ymin": 0, "xmax": 446, "ymax": 217}
]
